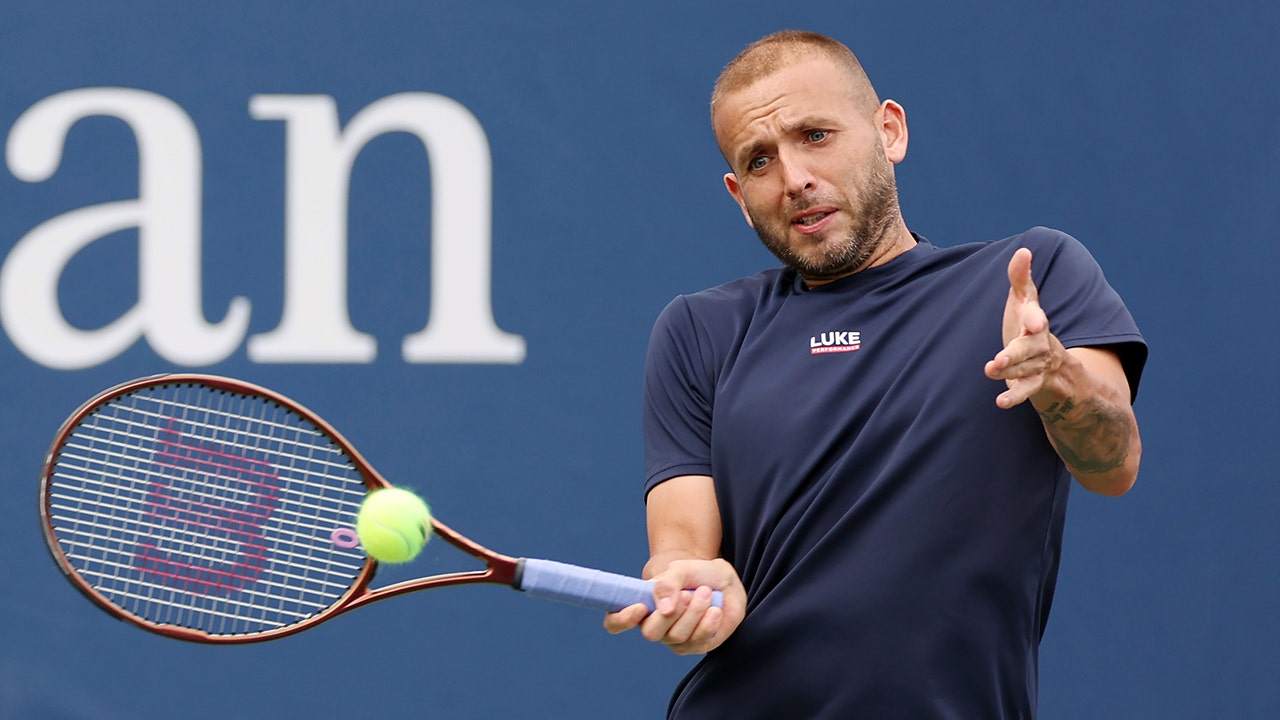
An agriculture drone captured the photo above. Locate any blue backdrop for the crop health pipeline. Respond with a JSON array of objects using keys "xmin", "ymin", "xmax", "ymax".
[{"xmin": 2, "ymin": 2, "xmax": 1276, "ymax": 718}]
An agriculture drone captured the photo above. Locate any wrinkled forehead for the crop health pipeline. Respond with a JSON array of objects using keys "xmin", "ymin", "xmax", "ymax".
[{"xmin": 711, "ymin": 54, "xmax": 873, "ymax": 158}]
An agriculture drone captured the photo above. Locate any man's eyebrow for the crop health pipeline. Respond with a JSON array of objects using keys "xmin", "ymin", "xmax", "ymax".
[
  {"xmin": 781, "ymin": 115, "xmax": 835, "ymax": 134},
  {"xmin": 734, "ymin": 116, "xmax": 838, "ymax": 167},
  {"xmin": 735, "ymin": 138, "xmax": 771, "ymax": 168}
]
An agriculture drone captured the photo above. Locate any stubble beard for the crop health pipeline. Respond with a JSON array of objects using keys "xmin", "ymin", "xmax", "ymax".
[{"xmin": 749, "ymin": 158, "xmax": 902, "ymax": 284}]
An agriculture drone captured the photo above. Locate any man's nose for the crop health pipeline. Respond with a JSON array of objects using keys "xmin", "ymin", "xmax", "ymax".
[{"xmin": 777, "ymin": 148, "xmax": 816, "ymax": 197}]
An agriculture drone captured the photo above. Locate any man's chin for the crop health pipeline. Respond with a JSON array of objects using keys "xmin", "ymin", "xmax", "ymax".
[{"xmin": 758, "ymin": 227, "xmax": 864, "ymax": 277}]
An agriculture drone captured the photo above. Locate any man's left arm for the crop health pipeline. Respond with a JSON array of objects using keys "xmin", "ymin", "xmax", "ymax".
[{"xmin": 985, "ymin": 248, "xmax": 1142, "ymax": 496}]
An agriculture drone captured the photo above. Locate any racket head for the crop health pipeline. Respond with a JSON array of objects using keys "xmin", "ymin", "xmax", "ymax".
[{"xmin": 39, "ymin": 374, "xmax": 385, "ymax": 643}]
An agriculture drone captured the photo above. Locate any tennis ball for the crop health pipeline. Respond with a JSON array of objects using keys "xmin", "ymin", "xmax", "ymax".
[{"xmin": 355, "ymin": 487, "xmax": 432, "ymax": 563}]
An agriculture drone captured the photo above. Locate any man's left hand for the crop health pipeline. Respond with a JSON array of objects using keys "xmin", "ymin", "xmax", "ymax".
[{"xmin": 984, "ymin": 247, "xmax": 1065, "ymax": 408}]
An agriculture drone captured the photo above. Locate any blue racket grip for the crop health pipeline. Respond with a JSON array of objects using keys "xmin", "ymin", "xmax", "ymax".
[{"xmin": 516, "ymin": 558, "xmax": 724, "ymax": 613}]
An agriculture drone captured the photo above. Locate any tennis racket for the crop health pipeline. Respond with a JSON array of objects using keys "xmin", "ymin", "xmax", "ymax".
[{"xmin": 39, "ymin": 373, "xmax": 721, "ymax": 644}]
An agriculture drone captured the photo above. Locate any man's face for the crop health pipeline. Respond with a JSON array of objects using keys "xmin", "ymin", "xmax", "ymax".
[{"xmin": 714, "ymin": 54, "xmax": 904, "ymax": 283}]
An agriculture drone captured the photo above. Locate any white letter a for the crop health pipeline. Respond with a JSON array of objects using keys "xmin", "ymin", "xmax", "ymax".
[{"xmin": 3, "ymin": 88, "xmax": 249, "ymax": 369}]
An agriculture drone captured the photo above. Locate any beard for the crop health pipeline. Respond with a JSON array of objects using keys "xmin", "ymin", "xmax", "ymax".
[{"xmin": 748, "ymin": 154, "xmax": 902, "ymax": 284}]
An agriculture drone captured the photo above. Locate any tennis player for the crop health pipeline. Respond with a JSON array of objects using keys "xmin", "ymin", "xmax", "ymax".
[{"xmin": 605, "ymin": 30, "xmax": 1146, "ymax": 719}]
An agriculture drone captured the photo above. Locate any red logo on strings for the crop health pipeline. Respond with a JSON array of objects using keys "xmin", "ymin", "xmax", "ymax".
[{"xmin": 134, "ymin": 421, "xmax": 282, "ymax": 594}]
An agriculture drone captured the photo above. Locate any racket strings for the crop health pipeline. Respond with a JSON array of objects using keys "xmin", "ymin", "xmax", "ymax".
[{"xmin": 46, "ymin": 383, "xmax": 369, "ymax": 638}]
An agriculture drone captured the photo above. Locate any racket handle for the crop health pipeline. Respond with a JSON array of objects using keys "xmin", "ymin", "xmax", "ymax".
[{"xmin": 516, "ymin": 558, "xmax": 724, "ymax": 613}]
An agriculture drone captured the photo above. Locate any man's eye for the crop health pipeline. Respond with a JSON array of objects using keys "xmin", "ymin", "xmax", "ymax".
[
  {"xmin": 807, "ymin": 130, "xmax": 828, "ymax": 142},
  {"xmin": 749, "ymin": 156, "xmax": 768, "ymax": 170}
]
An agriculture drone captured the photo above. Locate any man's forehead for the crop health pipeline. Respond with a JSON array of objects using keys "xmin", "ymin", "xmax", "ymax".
[
  {"xmin": 717, "ymin": 55, "xmax": 861, "ymax": 113},
  {"xmin": 713, "ymin": 56, "xmax": 863, "ymax": 143}
]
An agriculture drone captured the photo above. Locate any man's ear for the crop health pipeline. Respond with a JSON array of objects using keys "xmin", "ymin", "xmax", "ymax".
[
  {"xmin": 878, "ymin": 100, "xmax": 909, "ymax": 164},
  {"xmin": 723, "ymin": 172, "xmax": 754, "ymax": 228}
]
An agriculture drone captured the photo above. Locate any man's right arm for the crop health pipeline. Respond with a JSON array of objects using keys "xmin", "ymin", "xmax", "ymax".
[{"xmin": 603, "ymin": 474, "xmax": 747, "ymax": 655}]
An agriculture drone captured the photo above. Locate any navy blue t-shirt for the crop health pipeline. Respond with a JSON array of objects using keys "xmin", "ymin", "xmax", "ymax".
[{"xmin": 642, "ymin": 228, "xmax": 1146, "ymax": 719}]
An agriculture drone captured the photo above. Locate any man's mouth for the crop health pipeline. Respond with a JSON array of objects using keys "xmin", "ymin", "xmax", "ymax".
[{"xmin": 795, "ymin": 211, "xmax": 831, "ymax": 227}]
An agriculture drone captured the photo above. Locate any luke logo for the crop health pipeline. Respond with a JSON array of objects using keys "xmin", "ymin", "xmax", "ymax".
[{"xmin": 810, "ymin": 331, "xmax": 861, "ymax": 355}]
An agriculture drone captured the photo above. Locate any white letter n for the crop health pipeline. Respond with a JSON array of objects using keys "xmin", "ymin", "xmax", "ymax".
[{"xmin": 246, "ymin": 93, "xmax": 525, "ymax": 364}]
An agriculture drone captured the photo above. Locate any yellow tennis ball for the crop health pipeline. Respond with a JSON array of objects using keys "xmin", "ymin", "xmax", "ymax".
[{"xmin": 355, "ymin": 487, "xmax": 432, "ymax": 563}]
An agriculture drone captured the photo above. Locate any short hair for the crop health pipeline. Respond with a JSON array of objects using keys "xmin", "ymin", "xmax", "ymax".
[{"xmin": 710, "ymin": 30, "xmax": 880, "ymax": 119}]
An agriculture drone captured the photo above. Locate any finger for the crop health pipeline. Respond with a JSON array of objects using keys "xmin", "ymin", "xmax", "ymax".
[
  {"xmin": 1007, "ymin": 248, "xmax": 1038, "ymax": 305},
  {"xmin": 680, "ymin": 594, "xmax": 725, "ymax": 653},
  {"xmin": 997, "ymin": 383, "xmax": 1034, "ymax": 409},
  {"xmin": 668, "ymin": 609, "xmax": 725, "ymax": 656},
  {"xmin": 603, "ymin": 602, "xmax": 651, "ymax": 635},
  {"xmin": 661, "ymin": 586, "xmax": 717, "ymax": 646},
  {"xmin": 988, "ymin": 329, "xmax": 1052, "ymax": 375},
  {"xmin": 988, "ymin": 357, "xmax": 1051, "ymax": 383},
  {"xmin": 640, "ymin": 589, "xmax": 690, "ymax": 643},
  {"xmin": 993, "ymin": 347, "xmax": 1065, "ymax": 407},
  {"xmin": 694, "ymin": 605, "xmax": 726, "ymax": 649},
  {"xmin": 651, "ymin": 576, "xmax": 688, "ymax": 616}
]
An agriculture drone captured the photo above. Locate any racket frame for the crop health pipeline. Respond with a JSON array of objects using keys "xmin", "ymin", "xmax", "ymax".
[{"xmin": 39, "ymin": 373, "xmax": 522, "ymax": 644}]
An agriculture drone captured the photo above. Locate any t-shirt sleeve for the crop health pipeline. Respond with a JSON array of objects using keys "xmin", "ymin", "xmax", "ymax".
[
  {"xmin": 1025, "ymin": 227, "xmax": 1149, "ymax": 400},
  {"xmin": 642, "ymin": 296, "xmax": 715, "ymax": 497}
]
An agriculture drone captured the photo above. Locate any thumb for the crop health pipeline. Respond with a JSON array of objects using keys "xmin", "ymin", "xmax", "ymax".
[
  {"xmin": 1007, "ymin": 248, "xmax": 1038, "ymax": 305},
  {"xmin": 651, "ymin": 559, "xmax": 725, "ymax": 614},
  {"xmin": 650, "ymin": 569, "xmax": 689, "ymax": 615}
]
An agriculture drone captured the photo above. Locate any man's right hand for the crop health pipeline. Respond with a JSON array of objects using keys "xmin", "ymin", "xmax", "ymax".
[{"xmin": 604, "ymin": 557, "xmax": 746, "ymax": 656}]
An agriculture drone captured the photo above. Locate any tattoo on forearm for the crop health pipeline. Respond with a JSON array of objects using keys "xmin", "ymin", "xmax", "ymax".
[
  {"xmin": 1038, "ymin": 396, "xmax": 1132, "ymax": 474},
  {"xmin": 1039, "ymin": 398, "xmax": 1075, "ymax": 424}
]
